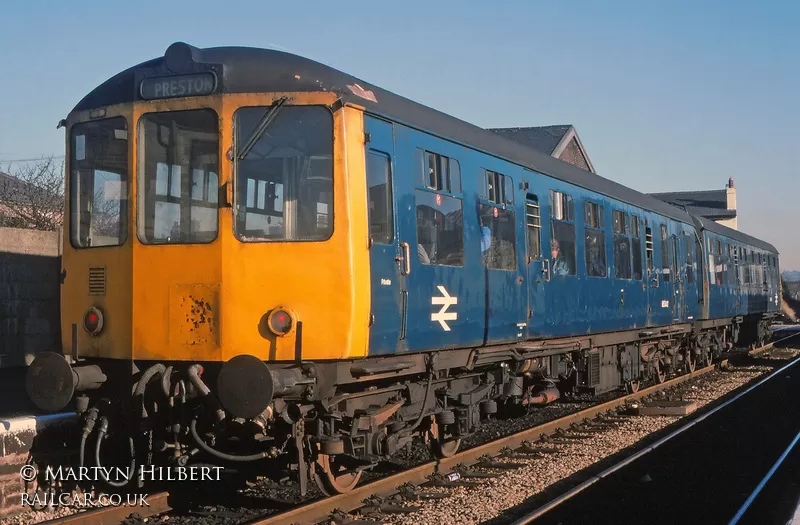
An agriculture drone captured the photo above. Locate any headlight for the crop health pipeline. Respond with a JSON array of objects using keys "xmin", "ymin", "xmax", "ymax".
[{"xmin": 83, "ymin": 307, "xmax": 104, "ymax": 336}]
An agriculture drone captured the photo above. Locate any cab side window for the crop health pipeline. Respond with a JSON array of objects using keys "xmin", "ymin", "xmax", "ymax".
[{"xmin": 366, "ymin": 152, "xmax": 394, "ymax": 244}]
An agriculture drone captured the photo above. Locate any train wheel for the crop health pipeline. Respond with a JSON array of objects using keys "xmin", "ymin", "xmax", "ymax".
[
  {"xmin": 685, "ymin": 349, "xmax": 697, "ymax": 373},
  {"xmin": 429, "ymin": 436, "xmax": 461, "ymax": 459},
  {"xmin": 312, "ymin": 453, "xmax": 362, "ymax": 496},
  {"xmin": 427, "ymin": 420, "xmax": 461, "ymax": 459},
  {"xmin": 625, "ymin": 380, "xmax": 640, "ymax": 394},
  {"xmin": 704, "ymin": 349, "xmax": 714, "ymax": 367}
]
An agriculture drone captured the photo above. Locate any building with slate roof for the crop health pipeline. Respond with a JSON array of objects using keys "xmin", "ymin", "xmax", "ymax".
[
  {"xmin": 648, "ymin": 178, "xmax": 738, "ymax": 230},
  {"xmin": 488, "ymin": 125, "xmax": 595, "ymax": 174}
]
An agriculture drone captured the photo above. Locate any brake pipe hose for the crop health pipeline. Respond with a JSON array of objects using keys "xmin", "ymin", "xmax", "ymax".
[
  {"xmin": 134, "ymin": 364, "xmax": 166, "ymax": 418},
  {"xmin": 94, "ymin": 417, "xmax": 135, "ymax": 488},
  {"xmin": 189, "ymin": 419, "xmax": 271, "ymax": 462}
]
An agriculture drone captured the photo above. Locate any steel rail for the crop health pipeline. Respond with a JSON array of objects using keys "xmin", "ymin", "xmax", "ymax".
[
  {"xmin": 510, "ymin": 330, "xmax": 800, "ymax": 525},
  {"xmin": 249, "ymin": 355, "xmax": 736, "ymax": 525}
]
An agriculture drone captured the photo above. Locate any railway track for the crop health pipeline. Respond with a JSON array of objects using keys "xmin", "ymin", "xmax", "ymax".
[
  {"xmin": 34, "ymin": 332, "xmax": 800, "ymax": 525},
  {"xmin": 243, "ymin": 352, "xmax": 744, "ymax": 525},
  {"xmin": 509, "ymin": 329, "xmax": 800, "ymax": 525}
]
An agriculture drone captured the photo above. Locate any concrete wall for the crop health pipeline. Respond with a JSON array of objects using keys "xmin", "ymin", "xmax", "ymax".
[
  {"xmin": 0, "ymin": 228, "xmax": 71, "ymax": 517},
  {"xmin": 0, "ymin": 227, "xmax": 62, "ymax": 369}
]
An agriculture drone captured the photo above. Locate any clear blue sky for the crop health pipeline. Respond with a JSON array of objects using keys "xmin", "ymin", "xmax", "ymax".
[{"xmin": 1, "ymin": 0, "xmax": 798, "ymax": 268}]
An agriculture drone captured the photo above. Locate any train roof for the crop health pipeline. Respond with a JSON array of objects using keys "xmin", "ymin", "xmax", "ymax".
[
  {"xmin": 74, "ymin": 42, "xmax": 774, "ymax": 255},
  {"xmin": 695, "ymin": 216, "xmax": 778, "ymax": 253}
]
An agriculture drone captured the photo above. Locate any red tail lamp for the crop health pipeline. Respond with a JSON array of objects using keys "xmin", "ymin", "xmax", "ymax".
[
  {"xmin": 267, "ymin": 308, "xmax": 293, "ymax": 336},
  {"xmin": 83, "ymin": 307, "xmax": 104, "ymax": 336}
]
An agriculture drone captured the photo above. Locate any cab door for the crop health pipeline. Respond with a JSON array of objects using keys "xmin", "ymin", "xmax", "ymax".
[{"xmin": 364, "ymin": 116, "xmax": 403, "ymax": 355}]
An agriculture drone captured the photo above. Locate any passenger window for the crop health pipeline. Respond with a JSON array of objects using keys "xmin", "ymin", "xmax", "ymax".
[
  {"xmin": 715, "ymin": 240, "xmax": 724, "ymax": 284},
  {"xmin": 482, "ymin": 170, "xmax": 514, "ymax": 205},
  {"xmin": 418, "ymin": 149, "xmax": 461, "ymax": 194},
  {"xmin": 526, "ymin": 194, "xmax": 541, "ymax": 261},
  {"xmin": 660, "ymin": 224, "xmax": 670, "ymax": 282},
  {"xmin": 613, "ymin": 210, "xmax": 631, "ymax": 280},
  {"xmin": 480, "ymin": 204, "xmax": 516, "ymax": 270},
  {"xmin": 415, "ymin": 190, "xmax": 463, "ymax": 266},
  {"xmin": 584, "ymin": 201, "xmax": 606, "ymax": 278},
  {"xmin": 549, "ymin": 190, "xmax": 575, "ymax": 276},
  {"xmin": 366, "ymin": 152, "xmax": 394, "ymax": 244},
  {"xmin": 584, "ymin": 201, "xmax": 603, "ymax": 228},
  {"xmin": 632, "ymin": 216, "xmax": 642, "ymax": 280},
  {"xmin": 550, "ymin": 191, "xmax": 574, "ymax": 221}
]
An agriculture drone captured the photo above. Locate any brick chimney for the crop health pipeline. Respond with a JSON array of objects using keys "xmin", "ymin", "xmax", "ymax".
[{"xmin": 726, "ymin": 177, "xmax": 737, "ymax": 229}]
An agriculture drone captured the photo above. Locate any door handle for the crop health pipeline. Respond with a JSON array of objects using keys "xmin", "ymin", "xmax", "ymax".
[
  {"xmin": 543, "ymin": 259, "xmax": 551, "ymax": 282},
  {"xmin": 398, "ymin": 242, "xmax": 411, "ymax": 275}
]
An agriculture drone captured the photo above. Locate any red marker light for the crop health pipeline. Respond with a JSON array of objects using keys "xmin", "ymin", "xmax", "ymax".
[
  {"xmin": 83, "ymin": 307, "xmax": 104, "ymax": 336},
  {"xmin": 267, "ymin": 308, "xmax": 293, "ymax": 336}
]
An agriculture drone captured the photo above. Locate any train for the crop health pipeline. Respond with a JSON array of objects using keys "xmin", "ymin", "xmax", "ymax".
[{"xmin": 25, "ymin": 42, "xmax": 780, "ymax": 496}]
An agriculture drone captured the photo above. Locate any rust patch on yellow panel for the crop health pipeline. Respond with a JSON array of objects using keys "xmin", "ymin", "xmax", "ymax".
[{"xmin": 169, "ymin": 284, "xmax": 219, "ymax": 346}]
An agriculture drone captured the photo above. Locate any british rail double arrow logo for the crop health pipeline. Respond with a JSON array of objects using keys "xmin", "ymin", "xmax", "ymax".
[{"xmin": 431, "ymin": 285, "xmax": 458, "ymax": 331}]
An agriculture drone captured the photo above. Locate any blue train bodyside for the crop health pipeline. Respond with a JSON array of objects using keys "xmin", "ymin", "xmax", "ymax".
[
  {"xmin": 365, "ymin": 115, "xmax": 780, "ymax": 357},
  {"xmin": 695, "ymin": 217, "xmax": 780, "ymax": 320}
]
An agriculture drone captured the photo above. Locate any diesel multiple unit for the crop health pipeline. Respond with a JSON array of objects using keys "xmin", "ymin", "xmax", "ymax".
[{"xmin": 26, "ymin": 43, "xmax": 780, "ymax": 495}]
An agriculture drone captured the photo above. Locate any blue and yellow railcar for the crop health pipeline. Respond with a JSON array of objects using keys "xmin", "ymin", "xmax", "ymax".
[{"xmin": 26, "ymin": 43, "xmax": 780, "ymax": 495}]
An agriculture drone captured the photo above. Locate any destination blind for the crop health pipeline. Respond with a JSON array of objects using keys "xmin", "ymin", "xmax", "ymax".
[{"xmin": 140, "ymin": 73, "xmax": 216, "ymax": 100}]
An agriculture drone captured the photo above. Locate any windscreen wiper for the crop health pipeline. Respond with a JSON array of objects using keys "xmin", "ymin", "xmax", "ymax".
[{"xmin": 236, "ymin": 96, "xmax": 288, "ymax": 160}]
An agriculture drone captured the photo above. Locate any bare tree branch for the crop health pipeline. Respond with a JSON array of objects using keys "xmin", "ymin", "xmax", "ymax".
[{"xmin": 0, "ymin": 157, "xmax": 64, "ymax": 231}]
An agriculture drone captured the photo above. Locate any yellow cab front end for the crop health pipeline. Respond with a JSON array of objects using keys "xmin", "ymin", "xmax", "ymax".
[
  {"xmin": 22, "ymin": 44, "xmax": 385, "ymax": 496},
  {"xmin": 26, "ymin": 48, "xmax": 372, "ymax": 423},
  {"xmin": 59, "ymin": 91, "xmax": 369, "ymax": 367}
]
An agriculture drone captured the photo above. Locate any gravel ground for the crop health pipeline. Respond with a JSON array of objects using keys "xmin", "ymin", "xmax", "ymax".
[
  {"xmin": 2, "ymin": 353, "xmax": 791, "ymax": 525},
  {"xmin": 351, "ymin": 359, "xmax": 789, "ymax": 525}
]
